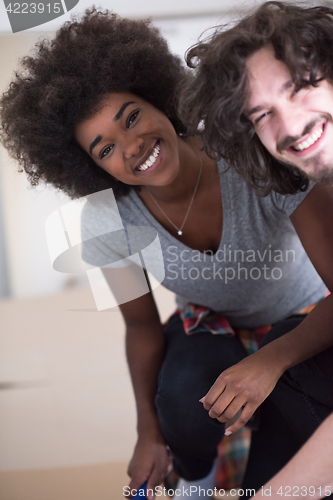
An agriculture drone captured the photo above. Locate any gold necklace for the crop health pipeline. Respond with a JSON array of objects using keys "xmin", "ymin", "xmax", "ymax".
[{"xmin": 145, "ymin": 141, "xmax": 203, "ymax": 236}]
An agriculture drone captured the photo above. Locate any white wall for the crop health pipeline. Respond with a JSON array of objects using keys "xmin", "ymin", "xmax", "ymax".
[
  {"xmin": 0, "ymin": 0, "xmax": 261, "ymax": 33},
  {"xmin": 0, "ymin": 32, "xmax": 74, "ymax": 299}
]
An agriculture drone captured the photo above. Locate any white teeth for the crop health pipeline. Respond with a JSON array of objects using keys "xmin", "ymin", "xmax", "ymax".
[
  {"xmin": 137, "ymin": 143, "xmax": 160, "ymax": 171},
  {"xmin": 293, "ymin": 126, "xmax": 324, "ymax": 151}
]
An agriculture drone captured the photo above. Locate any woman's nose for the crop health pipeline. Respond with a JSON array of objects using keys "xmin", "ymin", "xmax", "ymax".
[{"xmin": 123, "ymin": 136, "xmax": 144, "ymax": 159}]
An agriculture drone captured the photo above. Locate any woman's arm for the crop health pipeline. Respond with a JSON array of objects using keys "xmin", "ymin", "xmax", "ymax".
[
  {"xmin": 253, "ymin": 412, "xmax": 333, "ymax": 500},
  {"xmin": 102, "ymin": 268, "xmax": 168, "ymax": 500},
  {"xmin": 201, "ymin": 184, "xmax": 333, "ymax": 434}
]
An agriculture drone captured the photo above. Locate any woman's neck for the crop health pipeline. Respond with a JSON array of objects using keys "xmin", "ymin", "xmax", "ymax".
[{"xmin": 142, "ymin": 135, "xmax": 213, "ymax": 204}]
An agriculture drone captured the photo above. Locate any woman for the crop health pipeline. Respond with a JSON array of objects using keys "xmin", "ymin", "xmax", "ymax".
[{"xmin": 1, "ymin": 10, "xmax": 333, "ymax": 500}]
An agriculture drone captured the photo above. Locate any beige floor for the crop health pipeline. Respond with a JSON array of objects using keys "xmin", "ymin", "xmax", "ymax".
[
  {"xmin": 0, "ymin": 462, "xmax": 129, "ymax": 500},
  {"xmin": 0, "ymin": 285, "xmax": 176, "ymax": 499}
]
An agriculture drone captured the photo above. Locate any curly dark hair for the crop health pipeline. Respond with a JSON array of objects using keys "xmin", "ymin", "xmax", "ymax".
[
  {"xmin": 178, "ymin": 1, "xmax": 333, "ymax": 195},
  {"xmin": 0, "ymin": 8, "xmax": 188, "ymax": 199}
]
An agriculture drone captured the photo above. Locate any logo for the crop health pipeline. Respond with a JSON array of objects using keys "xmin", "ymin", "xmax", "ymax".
[
  {"xmin": 45, "ymin": 188, "xmax": 165, "ymax": 310},
  {"xmin": 3, "ymin": 0, "xmax": 80, "ymax": 33}
]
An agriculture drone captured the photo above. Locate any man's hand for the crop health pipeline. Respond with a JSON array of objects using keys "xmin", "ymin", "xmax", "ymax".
[
  {"xmin": 200, "ymin": 350, "xmax": 283, "ymax": 435},
  {"xmin": 127, "ymin": 433, "xmax": 168, "ymax": 500}
]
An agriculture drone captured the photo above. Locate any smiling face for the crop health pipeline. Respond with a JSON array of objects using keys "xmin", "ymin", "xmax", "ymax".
[
  {"xmin": 245, "ymin": 45, "xmax": 333, "ymax": 184},
  {"xmin": 75, "ymin": 92, "xmax": 181, "ymax": 188}
]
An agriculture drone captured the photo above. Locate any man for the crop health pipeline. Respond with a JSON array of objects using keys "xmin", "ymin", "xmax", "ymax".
[
  {"xmin": 255, "ymin": 412, "xmax": 333, "ymax": 500},
  {"xmin": 181, "ymin": 1, "xmax": 333, "ymax": 190},
  {"xmin": 180, "ymin": 1, "xmax": 333, "ymax": 494}
]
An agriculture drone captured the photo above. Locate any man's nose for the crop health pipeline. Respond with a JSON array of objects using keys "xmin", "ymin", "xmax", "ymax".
[
  {"xmin": 123, "ymin": 136, "xmax": 144, "ymax": 159},
  {"xmin": 277, "ymin": 103, "xmax": 307, "ymax": 141}
]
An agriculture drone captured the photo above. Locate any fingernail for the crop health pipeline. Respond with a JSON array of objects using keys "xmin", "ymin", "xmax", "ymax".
[
  {"xmin": 199, "ymin": 397, "xmax": 205, "ymax": 403},
  {"xmin": 224, "ymin": 430, "xmax": 232, "ymax": 436}
]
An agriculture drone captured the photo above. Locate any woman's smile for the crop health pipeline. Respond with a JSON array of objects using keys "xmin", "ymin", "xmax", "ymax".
[{"xmin": 135, "ymin": 141, "xmax": 162, "ymax": 173}]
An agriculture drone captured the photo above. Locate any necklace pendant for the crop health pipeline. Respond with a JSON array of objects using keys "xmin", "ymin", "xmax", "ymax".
[{"xmin": 145, "ymin": 141, "xmax": 202, "ymax": 240}]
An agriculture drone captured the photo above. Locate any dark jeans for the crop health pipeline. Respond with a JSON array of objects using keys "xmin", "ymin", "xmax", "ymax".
[
  {"xmin": 242, "ymin": 315, "xmax": 333, "ymax": 493},
  {"xmin": 155, "ymin": 313, "xmax": 333, "ymax": 487}
]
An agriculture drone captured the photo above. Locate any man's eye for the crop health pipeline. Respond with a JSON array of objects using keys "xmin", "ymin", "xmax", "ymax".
[
  {"xmin": 255, "ymin": 112, "xmax": 270, "ymax": 124},
  {"xmin": 127, "ymin": 110, "xmax": 139, "ymax": 128},
  {"xmin": 291, "ymin": 85, "xmax": 302, "ymax": 97},
  {"xmin": 292, "ymin": 80, "xmax": 309, "ymax": 96},
  {"xmin": 100, "ymin": 145, "xmax": 114, "ymax": 159}
]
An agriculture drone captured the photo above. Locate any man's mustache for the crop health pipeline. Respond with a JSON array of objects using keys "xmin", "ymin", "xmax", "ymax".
[{"xmin": 277, "ymin": 113, "xmax": 332, "ymax": 153}]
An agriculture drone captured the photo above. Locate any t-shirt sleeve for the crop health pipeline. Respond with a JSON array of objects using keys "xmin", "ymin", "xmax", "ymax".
[
  {"xmin": 271, "ymin": 181, "xmax": 316, "ymax": 216},
  {"xmin": 80, "ymin": 189, "xmax": 130, "ymax": 269}
]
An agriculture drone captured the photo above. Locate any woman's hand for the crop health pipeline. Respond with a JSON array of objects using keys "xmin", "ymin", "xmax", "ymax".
[
  {"xmin": 200, "ymin": 349, "xmax": 284, "ymax": 435},
  {"xmin": 127, "ymin": 432, "xmax": 169, "ymax": 500},
  {"xmin": 101, "ymin": 276, "xmax": 169, "ymax": 500}
]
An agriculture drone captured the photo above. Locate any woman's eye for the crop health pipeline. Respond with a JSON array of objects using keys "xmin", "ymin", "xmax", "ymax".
[
  {"xmin": 100, "ymin": 145, "xmax": 114, "ymax": 159},
  {"xmin": 127, "ymin": 110, "xmax": 139, "ymax": 128}
]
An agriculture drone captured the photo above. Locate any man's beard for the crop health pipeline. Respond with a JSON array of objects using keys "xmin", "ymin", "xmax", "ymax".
[
  {"xmin": 307, "ymin": 166, "xmax": 333, "ymax": 184},
  {"xmin": 275, "ymin": 112, "xmax": 333, "ymax": 184},
  {"xmin": 281, "ymin": 154, "xmax": 333, "ymax": 185},
  {"xmin": 302, "ymin": 154, "xmax": 333, "ymax": 184}
]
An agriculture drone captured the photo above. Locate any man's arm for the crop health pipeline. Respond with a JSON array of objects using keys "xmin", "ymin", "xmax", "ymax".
[
  {"xmin": 254, "ymin": 413, "xmax": 333, "ymax": 500},
  {"xmin": 202, "ymin": 185, "xmax": 333, "ymax": 434}
]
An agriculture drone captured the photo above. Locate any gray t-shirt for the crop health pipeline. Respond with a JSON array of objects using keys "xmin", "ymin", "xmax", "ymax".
[{"xmin": 81, "ymin": 161, "xmax": 326, "ymax": 329}]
